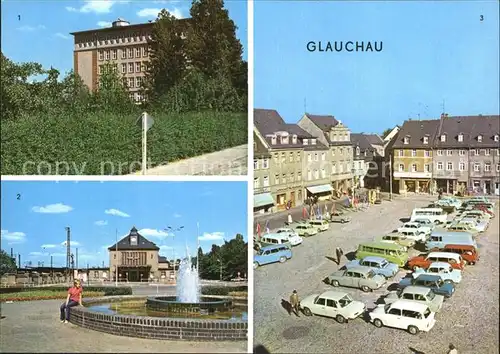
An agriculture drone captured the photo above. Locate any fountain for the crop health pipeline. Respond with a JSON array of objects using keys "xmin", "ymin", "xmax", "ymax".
[{"xmin": 176, "ymin": 251, "xmax": 200, "ymax": 303}]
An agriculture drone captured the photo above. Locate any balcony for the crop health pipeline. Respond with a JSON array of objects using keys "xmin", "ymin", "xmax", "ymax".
[{"xmin": 393, "ymin": 171, "xmax": 431, "ymax": 179}]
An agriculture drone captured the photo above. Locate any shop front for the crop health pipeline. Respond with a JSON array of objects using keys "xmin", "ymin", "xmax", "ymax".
[
  {"xmin": 253, "ymin": 192, "xmax": 275, "ymax": 213},
  {"xmin": 306, "ymin": 184, "xmax": 334, "ymax": 201},
  {"xmin": 274, "ymin": 184, "xmax": 303, "ymax": 211}
]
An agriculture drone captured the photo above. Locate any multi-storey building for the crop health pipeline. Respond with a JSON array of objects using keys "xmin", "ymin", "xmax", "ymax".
[
  {"xmin": 253, "ymin": 109, "xmax": 334, "ymax": 213},
  {"xmin": 351, "ymin": 134, "xmax": 384, "ymax": 188},
  {"xmin": 391, "ymin": 120, "xmax": 439, "ymax": 193},
  {"xmin": 70, "ymin": 18, "xmax": 186, "ymax": 102},
  {"xmin": 298, "ymin": 114, "xmax": 354, "ymax": 193}
]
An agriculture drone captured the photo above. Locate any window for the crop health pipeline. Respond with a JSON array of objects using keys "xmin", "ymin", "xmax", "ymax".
[
  {"xmin": 437, "ymin": 150, "xmax": 442, "ymax": 156},
  {"xmin": 332, "ymin": 163, "xmax": 336, "ymax": 174},
  {"xmin": 477, "ymin": 135, "xmax": 483, "ymax": 142},
  {"xmin": 497, "ymin": 164, "xmax": 500, "ymax": 172},
  {"xmin": 97, "ymin": 65, "xmax": 102, "ymax": 75},
  {"xmin": 121, "ymin": 49, "xmax": 126, "ymax": 59},
  {"xmin": 121, "ymin": 63, "xmax": 126, "ymax": 74},
  {"xmin": 263, "ymin": 176, "xmax": 269, "ymax": 187},
  {"xmin": 111, "ymin": 49, "xmax": 117, "ymax": 60},
  {"xmin": 447, "ymin": 162, "xmax": 453, "ymax": 170},
  {"xmin": 399, "ymin": 149, "xmax": 403, "ymax": 157},
  {"xmin": 356, "ymin": 146, "xmax": 360, "ymax": 155},
  {"xmin": 135, "ymin": 77, "xmax": 142, "ymax": 88},
  {"xmin": 98, "ymin": 50, "xmax": 104, "ymax": 61},
  {"xmin": 274, "ymin": 174, "xmax": 279, "ymax": 185},
  {"xmin": 459, "ymin": 149, "xmax": 465, "ymax": 156},
  {"xmin": 307, "ymin": 154, "xmax": 312, "ymax": 162},
  {"xmin": 289, "ymin": 152, "xmax": 293, "ymax": 162},
  {"xmin": 474, "ymin": 163, "xmax": 480, "ymax": 172},
  {"xmin": 316, "ymin": 298, "xmax": 326, "ymax": 306},
  {"xmin": 398, "ymin": 164, "xmax": 404, "ymax": 172},
  {"xmin": 331, "ymin": 149, "xmax": 336, "ymax": 156},
  {"xmin": 254, "ymin": 160, "xmax": 258, "ymax": 170},
  {"xmin": 458, "ymin": 133, "xmax": 464, "ymax": 142},
  {"xmin": 321, "ymin": 168, "xmax": 326, "ymax": 178},
  {"xmin": 424, "ymin": 164, "xmax": 430, "ymax": 172},
  {"xmin": 485, "ymin": 149, "xmax": 490, "ymax": 156},
  {"xmin": 423, "ymin": 136, "xmax": 429, "ymax": 144},
  {"xmin": 485, "ymin": 163, "xmax": 491, "ymax": 172},
  {"xmin": 388, "ymin": 308, "xmax": 402, "ymax": 316},
  {"xmin": 474, "ymin": 149, "xmax": 480, "ymax": 155},
  {"xmin": 128, "ymin": 63, "xmax": 134, "ymax": 73},
  {"xmin": 297, "ymin": 172, "xmax": 302, "ymax": 180},
  {"xmin": 313, "ymin": 153, "xmax": 318, "ymax": 161},
  {"xmin": 296, "ymin": 152, "xmax": 301, "ymax": 161},
  {"xmin": 303, "ymin": 139, "xmax": 308, "ymax": 145},
  {"xmin": 311, "ymin": 139, "xmax": 317, "ymax": 145},
  {"xmin": 411, "ymin": 149, "xmax": 416, "ymax": 157},
  {"xmin": 404, "ymin": 136, "xmax": 409, "ymax": 144},
  {"xmin": 104, "ymin": 50, "xmax": 110, "ymax": 60},
  {"xmin": 314, "ymin": 169, "xmax": 319, "ymax": 179},
  {"xmin": 424, "ymin": 150, "xmax": 430, "ymax": 157},
  {"xmin": 289, "ymin": 173, "xmax": 294, "ymax": 182},
  {"xmin": 440, "ymin": 134, "xmax": 446, "ymax": 142},
  {"xmin": 459, "ymin": 162, "xmax": 465, "ymax": 171},
  {"xmin": 339, "ymin": 164, "xmax": 344, "ymax": 173},
  {"xmin": 446, "ymin": 150, "xmax": 452, "ymax": 156},
  {"xmin": 135, "ymin": 62, "xmax": 141, "ymax": 73},
  {"xmin": 321, "ymin": 152, "xmax": 326, "ymax": 161},
  {"xmin": 134, "ymin": 47, "xmax": 140, "ymax": 58},
  {"xmin": 253, "ymin": 177, "xmax": 259, "ymax": 189},
  {"xmin": 128, "ymin": 78, "xmax": 134, "ymax": 88},
  {"xmin": 340, "ymin": 148, "xmax": 343, "ymax": 155},
  {"xmin": 280, "ymin": 153, "xmax": 286, "ymax": 163},
  {"xmin": 411, "ymin": 164, "xmax": 417, "ymax": 172},
  {"xmin": 437, "ymin": 162, "xmax": 443, "ymax": 170},
  {"xmin": 495, "ymin": 135, "xmax": 499, "ymax": 142},
  {"xmin": 142, "ymin": 46, "xmax": 147, "ymax": 57},
  {"xmin": 326, "ymin": 299, "xmax": 336, "ymax": 308},
  {"xmin": 292, "ymin": 135, "xmax": 297, "ymax": 144},
  {"xmin": 262, "ymin": 159, "xmax": 269, "ymax": 169}
]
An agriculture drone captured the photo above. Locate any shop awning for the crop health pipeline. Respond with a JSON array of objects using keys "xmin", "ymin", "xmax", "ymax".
[
  {"xmin": 306, "ymin": 184, "xmax": 333, "ymax": 194},
  {"xmin": 254, "ymin": 193, "xmax": 275, "ymax": 208}
]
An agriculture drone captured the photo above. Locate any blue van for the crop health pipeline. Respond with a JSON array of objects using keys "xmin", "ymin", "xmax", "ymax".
[
  {"xmin": 425, "ymin": 231, "xmax": 476, "ymax": 251},
  {"xmin": 254, "ymin": 244, "xmax": 292, "ymax": 269}
]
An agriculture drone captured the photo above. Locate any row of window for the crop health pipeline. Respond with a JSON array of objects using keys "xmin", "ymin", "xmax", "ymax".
[
  {"xmin": 329, "ymin": 132, "xmax": 350, "ymax": 142},
  {"xmin": 77, "ymin": 32, "xmax": 151, "ymax": 49},
  {"xmin": 398, "ymin": 162, "xmax": 500, "ymax": 173},
  {"xmin": 129, "ymin": 92, "xmax": 145, "ymax": 103},
  {"xmin": 403, "ymin": 134, "xmax": 500, "ymax": 144},
  {"xmin": 98, "ymin": 46, "xmax": 149, "ymax": 61},
  {"xmin": 254, "ymin": 158, "xmax": 351, "ymax": 173},
  {"xmin": 98, "ymin": 61, "xmax": 148, "ymax": 75},
  {"xmin": 398, "ymin": 148, "xmax": 500, "ymax": 157}
]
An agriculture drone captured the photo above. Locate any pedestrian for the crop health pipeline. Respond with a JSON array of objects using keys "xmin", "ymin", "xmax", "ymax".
[
  {"xmin": 60, "ymin": 279, "xmax": 83, "ymax": 323},
  {"xmin": 335, "ymin": 247, "xmax": 343, "ymax": 265},
  {"xmin": 287, "ymin": 213, "xmax": 292, "ymax": 225},
  {"xmin": 447, "ymin": 344, "xmax": 458, "ymax": 354},
  {"xmin": 289, "ymin": 290, "xmax": 300, "ymax": 317}
]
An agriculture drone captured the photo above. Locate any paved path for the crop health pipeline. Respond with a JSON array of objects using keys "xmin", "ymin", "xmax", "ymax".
[
  {"xmin": 254, "ymin": 196, "xmax": 499, "ymax": 353},
  {"xmin": 0, "ymin": 300, "xmax": 246, "ymax": 353},
  {"xmin": 131, "ymin": 145, "xmax": 247, "ymax": 176}
]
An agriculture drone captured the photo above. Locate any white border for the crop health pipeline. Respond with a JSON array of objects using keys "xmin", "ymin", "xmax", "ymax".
[{"xmin": 246, "ymin": 0, "xmax": 254, "ymax": 352}]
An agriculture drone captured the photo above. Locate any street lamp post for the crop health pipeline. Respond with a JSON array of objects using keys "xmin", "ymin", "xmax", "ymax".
[
  {"xmin": 165, "ymin": 225, "xmax": 184, "ymax": 284},
  {"xmin": 217, "ymin": 259, "xmax": 223, "ymax": 281}
]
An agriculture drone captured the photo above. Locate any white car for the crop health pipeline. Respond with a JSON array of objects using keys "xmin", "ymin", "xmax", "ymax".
[
  {"xmin": 398, "ymin": 229, "xmax": 428, "ymax": 243},
  {"xmin": 412, "ymin": 262, "xmax": 462, "ymax": 284},
  {"xmin": 300, "ymin": 290, "xmax": 366, "ymax": 323},
  {"xmin": 413, "ymin": 218, "xmax": 436, "ymax": 231},
  {"xmin": 275, "ymin": 228, "xmax": 303, "ymax": 246},
  {"xmin": 398, "ymin": 222, "xmax": 432, "ymax": 236},
  {"xmin": 457, "ymin": 217, "xmax": 487, "ymax": 233},
  {"xmin": 369, "ymin": 300, "xmax": 437, "ymax": 335},
  {"xmin": 384, "ymin": 286, "xmax": 444, "ymax": 313}
]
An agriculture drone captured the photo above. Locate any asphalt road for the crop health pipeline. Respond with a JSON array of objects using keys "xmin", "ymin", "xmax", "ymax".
[{"xmin": 254, "ymin": 196, "xmax": 499, "ymax": 354}]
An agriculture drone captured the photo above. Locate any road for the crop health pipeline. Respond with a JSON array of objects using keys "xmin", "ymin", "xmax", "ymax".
[{"xmin": 254, "ymin": 196, "xmax": 499, "ymax": 354}]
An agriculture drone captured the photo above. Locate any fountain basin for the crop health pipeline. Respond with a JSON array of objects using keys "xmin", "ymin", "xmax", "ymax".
[{"xmin": 146, "ymin": 296, "xmax": 231, "ymax": 314}]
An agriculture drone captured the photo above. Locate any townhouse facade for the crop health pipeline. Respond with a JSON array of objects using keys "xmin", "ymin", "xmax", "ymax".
[
  {"xmin": 391, "ymin": 115, "xmax": 500, "ymax": 195},
  {"xmin": 253, "ymin": 109, "xmax": 336, "ymax": 213},
  {"xmin": 298, "ymin": 114, "xmax": 354, "ymax": 192},
  {"xmin": 351, "ymin": 133, "xmax": 384, "ymax": 188}
]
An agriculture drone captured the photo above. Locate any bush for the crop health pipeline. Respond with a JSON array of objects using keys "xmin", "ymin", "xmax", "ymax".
[
  {"xmin": 0, "ymin": 290, "xmax": 105, "ymax": 302},
  {"xmin": 201, "ymin": 285, "xmax": 247, "ymax": 296},
  {"xmin": 0, "ymin": 286, "xmax": 132, "ymax": 296},
  {"xmin": 1, "ymin": 111, "xmax": 247, "ymax": 175}
]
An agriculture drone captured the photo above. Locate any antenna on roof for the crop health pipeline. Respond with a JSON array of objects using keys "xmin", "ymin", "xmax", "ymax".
[{"xmin": 442, "ymin": 99, "xmax": 445, "ymax": 114}]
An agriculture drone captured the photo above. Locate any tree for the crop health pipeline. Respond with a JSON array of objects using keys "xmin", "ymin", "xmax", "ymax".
[
  {"xmin": 145, "ymin": 9, "xmax": 188, "ymax": 102},
  {"xmin": 381, "ymin": 128, "xmax": 393, "ymax": 139},
  {"xmin": 0, "ymin": 250, "xmax": 17, "ymax": 276},
  {"xmin": 91, "ymin": 62, "xmax": 134, "ymax": 113},
  {"xmin": 197, "ymin": 234, "xmax": 247, "ymax": 280}
]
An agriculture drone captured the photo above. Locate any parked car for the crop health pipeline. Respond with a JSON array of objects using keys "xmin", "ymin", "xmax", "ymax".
[
  {"xmin": 407, "ymin": 251, "xmax": 466, "ymax": 271},
  {"xmin": 457, "ymin": 217, "xmax": 488, "ymax": 232},
  {"xmin": 398, "ymin": 229, "xmax": 428, "ymax": 243},
  {"xmin": 383, "ymin": 285, "xmax": 444, "ymax": 313},
  {"xmin": 412, "ymin": 262, "xmax": 462, "ymax": 284},
  {"xmin": 292, "ymin": 223, "xmax": 318, "ymax": 237},
  {"xmin": 345, "ymin": 256, "xmax": 399, "ymax": 279},
  {"xmin": 398, "ymin": 222, "xmax": 432, "ymax": 236},
  {"xmin": 368, "ymin": 300, "xmax": 437, "ymax": 334},
  {"xmin": 324, "ymin": 266, "xmax": 387, "ymax": 292},
  {"xmin": 253, "ymin": 244, "xmax": 292, "ymax": 269},
  {"xmin": 458, "ymin": 210, "xmax": 491, "ymax": 221},
  {"xmin": 376, "ymin": 233, "xmax": 415, "ymax": 250},
  {"xmin": 330, "ymin": 211, "xmax": 352, "ymax": 224},
  {"xmin": 275, "ymin": 228, "xmax": 304, "ymax": 246},
  {"xmin": 440, "ymin": 244, "xmax": 479, "ymax": 265},
  {"xmin": 446, "ymin": 222, "xmax": 479, "ymax": 235},
  {"xmin": 300, "ymin": 290, "xmax": 366, "ymax": 323},
  {"xmin": 398, "ymin": 274, "xmax": 455, "ymax": 298},
  {"xmin": 413, "ymin": 218, "xmax": 436, "ymax": 231},
  {"xmin": 307, "ymin": 219, "xmax": 330, "ymax": 232},
  {"xmin": 439, "ymin": 197, "xmax": 462, "ymax": 209}
]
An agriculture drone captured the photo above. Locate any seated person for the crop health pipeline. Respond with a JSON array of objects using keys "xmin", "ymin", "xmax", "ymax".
[{"xmin": 60, "ymin": 279, "xmax": 83, "ymax": 323}]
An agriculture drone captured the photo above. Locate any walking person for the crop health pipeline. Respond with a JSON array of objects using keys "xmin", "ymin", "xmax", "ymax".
[
  {"xmin": 290, "ymin": 290, "xmax": 300, "ymax": 317},
  {"xmin": 447, "ymin": 344, "xmax": 458, "ymax": 354},
  {"xmin": 60, "ymin": 279, "xmax": 83, "ymax": 323},
  {"xmin": 335, "ymin": 247, "xmax": 344, "ymax": 265}
]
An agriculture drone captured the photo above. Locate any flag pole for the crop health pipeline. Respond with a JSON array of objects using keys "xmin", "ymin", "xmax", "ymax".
[{"xmin": 196, "ymin": 222, "xmax": 200, "ymax": 273}]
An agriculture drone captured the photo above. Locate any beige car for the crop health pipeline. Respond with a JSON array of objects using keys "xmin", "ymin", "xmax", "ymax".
[
  {"xmin": 307, "ymin": 219, "xmax": 330, "ymax": 232},
  {"xmin": 293, "ymin": 223, "xmax": 319, "ymax": 237},
  {"xmin": 376, "ymin": 233, "xmax": 416, "ymax": 250}
]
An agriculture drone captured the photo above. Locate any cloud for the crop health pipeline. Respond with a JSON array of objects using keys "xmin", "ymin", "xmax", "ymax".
[
  {"xmin": 66, "ymin": 0, "xmax": 130, "ymax": 14},
  {"xmin": 94, "ymin": 220, "xmax": 108, "ymax": 226},
  {"xmin": 1, "ymin": 230, "xmax": 27, "ymax": 244},
  {"xmin": 54, "ymin": 32, "xmax": 70, "ymax": 39},
  {"xmin": 105, "ymin": 209, "xmax": 130, "ymax": 218},
  {"xmin": 160, "ymin": 245, "xmax": 172, "ymax": 252},
  {"xmin": 173, "ymin": 213, "xmax": 182, "ymax": 218},
  {"xmin": 41, "ymin": 244, "xmax": 58, "ymax": 249},
  {"xmin": 97, "ymin": 21, "xmax": 112, "ymax": 28},
  {"xmin": 17, "ymin": 25, "xmax": 46, "ymax": 32},
  {"xmin": 137, "ymin": 7, "xmax": 184, "ymax": 19},
  {"xmin": 198, "ymin": 232, "xmax": 225, "ymax": 241},
  {"xmin": 29, "ymin": 251, "xmax": 44, "ymax": 256},
  {"xmin": 138, "ymin": 228, "xmax": 170, "ymax": 239},
  {"xmin": 61, "ymin": 241, "xmax": 81, "ymax": 247},
  {"xmin": 32, "ymin": 203, "xmax": 73, "ymax": 214}
]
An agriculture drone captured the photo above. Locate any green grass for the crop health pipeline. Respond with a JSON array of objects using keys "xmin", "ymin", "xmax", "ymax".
[
  {"xmin": 0, "ymin": 290, "xmax": 105, "ymax": 302},
  {"xmin": 1, "ymin": 111, "xmax": 247, "ymax": 175}
]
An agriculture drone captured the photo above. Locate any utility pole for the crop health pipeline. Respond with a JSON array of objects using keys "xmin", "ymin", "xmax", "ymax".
[
  {"xmin": 50, "ymin": 255, "xmax": 53, "ymax": 278},
  {"xmin": 76, "ymin": 248, "xmax": 79, "ymax": 271},
  {"xmin": 65, "ymin": 227, "xmax": 71, "ymax": 279},
  {"xmin": 389, "ymin": 153, "xmax": 393, "ymax": 200},
  {"xmin": 18, "ymin": 254, "xmax": 21, "ymax": 268},
  {"xmin": 115, "ymin": 228, "xmax": 118, "ymax": 287},
  {"xmin": 196, "ymin": 222, "xmax": 200, "ymax": 273},
  {"xmin": 218, "ymin": 259, "xmax": 223, "ymax": 281}
]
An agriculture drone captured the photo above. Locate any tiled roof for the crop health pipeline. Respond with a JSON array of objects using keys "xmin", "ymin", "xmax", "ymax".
[
  {"xmin": 351, "ymin": 134, "xmax": 374, "ymax": 151},
  {"xmin": 108, "ymin": 226, "xmax": 160, "ymax": 251},
  {"xmin": 364, "ymin": 134, "xmax": 384, "ymax": 146},
  {"xmin": 434, "ymin": 115, "xmax": 500, "ymax": 148},
  {"xmin": 305, "ymin": 113, "xmax": 339, "ymax": 130},
  {"xmin": 254, "ymin": 109, "xmax": 285, "ymax": 135},
  {"xmin": 392, "ymin": 119, "xmax": 440, "ymax": 149}
]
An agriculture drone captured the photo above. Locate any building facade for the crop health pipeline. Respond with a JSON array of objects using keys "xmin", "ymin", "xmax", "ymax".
[
  {"xmin": 298, "ymin": 114, "xmax": 354, "ymax": 193},
  {"xmin": 350, "ymin": 133, "xmax": 384, "ymax": 188}
]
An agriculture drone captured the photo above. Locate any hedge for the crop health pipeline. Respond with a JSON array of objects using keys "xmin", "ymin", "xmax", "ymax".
[
  {"xmin": 201, "ymin": 285, "xmax": 247, "ymax": 296},
  {"xmin": 1, "ymin": 111, "xmax": 247, "ymax": 175},
  {"xmin": 0, "ymin": 286, "xmax": 132, "ymax": 296},
  {"xmin": 0, "ymin": 290, "xmax": 105, "ymax": 302}
]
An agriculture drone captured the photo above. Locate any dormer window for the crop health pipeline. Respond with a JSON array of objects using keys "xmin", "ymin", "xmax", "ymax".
[
  {"xmin": 356, "ymin": 146, "xmax": 360, "ymax": 155},
  {"xmin": 271, "ymin": 136, "xmax": 277, "ymax": 145},
  {"xmin": 311, "ymin": 139, "xmax": 317, "ymax": 145},
  {"xmin": 403, "ymin": 136, "xmax": 410, "ymax": 144},
  {"xmin": 423, "ymin": 136, "xmax": 429, "ymax": 144},
  {"xmin": 440, "ymin": 134, "xmax": 446, "ymax": 142},
  {"xmin": 130, "ymin": 236, "xmax": 137, "ymax": 246},
  {"xmin": 292, "ymin": 135, "xmax": 297, "ymax": 144},
  {"xmin": 281, "ymin": 136, "xmax": 289, "ymax": 144},
  {"xmin": 477, "ymin": 135, "xmax": 483, "ymax": 142},
  {"xmin": 494, "ymin": 134, "xmax": 499, "ymax": 142},
  {"xmin": 303, "ymin": 139, "xmax": 308, "ymax": 145},
  {"xmin": 458, "ymin": 133, "xmax": 464, "ymax": 142},
  {"xmin": 364, "ymin": 150, "xmax": 368, "ymax": 157}
]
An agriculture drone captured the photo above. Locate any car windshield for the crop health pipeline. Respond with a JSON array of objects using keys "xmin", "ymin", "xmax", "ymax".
[
  {"xmin": 338, "ymin": 295, "xmax": 352, "ymax": 308},
  {"xmin": 436, "ymin": 279, "xmax": 444, "ymax": 287},
  {"xmin": 423, "ymin": 308, "xmax": 432, "ymax": 318},
  {"xmin": 426, "ymin": 290, "xmax": 435, "ymax": 300},
  {"xmin": 366, "ymin": 270, "xmax": 375, "ymax": 278},
  {"xmin": 380, "ymin": 260, "xmax": 388, "ymax": 268}
]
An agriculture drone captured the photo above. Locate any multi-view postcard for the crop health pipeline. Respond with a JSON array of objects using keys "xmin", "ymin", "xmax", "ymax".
[{"xmin": 252, "ymin": 1, "xmax": 499, "ymax": 354}]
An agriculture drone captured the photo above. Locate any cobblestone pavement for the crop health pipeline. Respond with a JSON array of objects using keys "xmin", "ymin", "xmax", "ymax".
[
  {"xmin": 0, "ymin": 300, "xmax": 246, "ymax": 353},
  {"xmin": 254, "ymin": 196, "xmax": 499, "ymax": 354},
  {"xmin": 131, "ymin": 145, "xmax": 248, "ymax": 176}
]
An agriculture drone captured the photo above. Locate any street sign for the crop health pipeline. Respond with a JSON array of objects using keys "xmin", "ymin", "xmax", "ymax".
[{"xmin": 136, "ymin": 112, "xmax": 154, "ymax": 132}]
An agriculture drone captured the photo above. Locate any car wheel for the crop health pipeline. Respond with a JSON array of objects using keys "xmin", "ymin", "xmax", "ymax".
[
  {"xmin": 341, "ymin": 220, "xmax": 346, "ymax": 224},
  {"xmin": 336, "ymin": 315, "xmax": 346, "ymax": 324},
  {"xmin": 303, "ymin": 307, "xmax": 312, "ymax": 316},
  {"xmin": 412, "ymin": 265, "xmax": 420, "ymax": 271},
  {"xmin": 444, "ymin": 279, "xmax": 454, "ymax": 284},
  {"xmin": 361, "ymin": 285, "xmax": 371, "ymax": 292},
  {"xmin": 471, "ymin": 262, "xmax": 476, "ymax": 265},
  {"xmin": 408, "ymin": 325, "xmax": 419, "ymax": 335},
  {"xmin": 304, "ymin": 233, "xmax": 310, "ymax": 237},
  {"xmin": 373, "ymin": 318, "xmax": 383, "ymax": 328},
  {"xmin": 253, "ymin": 262, "xmax": 259, "ymax": 269},
  {"xmin": 331, "ymin": 280, "xmax": 340, "ymax": 287},
  {"xmin": 279, "ymin": 256, "xmax": 287, "ymax": 263}
]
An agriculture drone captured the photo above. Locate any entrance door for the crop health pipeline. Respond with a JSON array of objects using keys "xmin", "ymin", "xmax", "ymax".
[
  {"xmin": 290, "ymin": 191, "xmax": 296, "ymax": 207},
  {"xmin": 485, "ymin": 181, "xmax": 491, "ymax": 194}
]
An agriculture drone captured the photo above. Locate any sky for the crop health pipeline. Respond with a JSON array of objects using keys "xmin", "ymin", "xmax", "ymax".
[
  {"xmin": 1, "ymin": 0, "xmax": 247, "ymax": 77},
  {"xmin": 1, "ymin": 181, "xmax": 248, "ymax": 268},
  {"xmin": 254, "ymin": 0, "xmax": 500, "ymax": 134}
]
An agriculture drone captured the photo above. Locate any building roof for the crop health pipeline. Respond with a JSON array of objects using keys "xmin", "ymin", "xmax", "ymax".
[
  {"xmin": 108, "ymin": 226, "xmax": 160, "ymax": 251},
  {"xmin": 364, "ymin": 134, "xmax": 384, "ymax": 146},
  {"xmin": 434, "ymin": 115, "xmax": 500, "ymax": 148},
  {"xmin": 391, "ymin": 119, "xmax": 440, "ymax": 149},
  {"xmin": 351, "ymin": 134, "xmax": 374, "ymax": 151},
  {"xmin": 254, "ymin": 109, "xmax": 286, "ymax": 135},
  {"xmin": 158, "ymin": 256, "xmax": 169, "ymax": 263},
  {"xmin": 304, "ymin": 113, "xmax": 339, "ymax": 131},
  {"xmin": 70, "ymin": 18, "xmax": 189, "ymax": 36}
]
